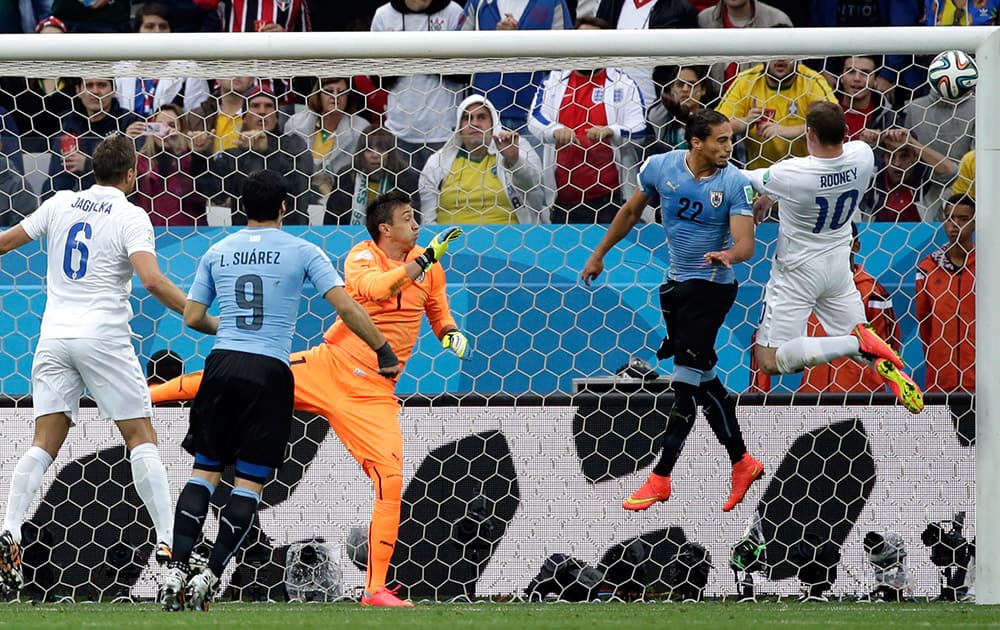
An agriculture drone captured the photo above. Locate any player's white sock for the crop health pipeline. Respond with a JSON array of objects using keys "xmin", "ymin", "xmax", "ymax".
[
  {"xmin": 775, "ymin": 336, "xmax": 859, "ymax": 373},
  {"xmin": 3, "ymin": 446, "xmax": 53, "ymax": 544},
  {"xmin": 130, "ymin": 442, "xmax": 173, "ymax": 545}
]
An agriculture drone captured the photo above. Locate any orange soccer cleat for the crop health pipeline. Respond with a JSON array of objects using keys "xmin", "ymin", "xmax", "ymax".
[
  {"xmin": 852, "ymin": 323, "xmax": 903, "ymax": 370},
  {"xmin": 723, "ymin": 454, "xmax": 764, "ymax": 513},
  {"xmin": 875, "ymin": 359, "xmax": 924, "ymax": 414},
  {"xmin": 622, "ymin": 472, "xmax": 671, "ymax": 511},
  {"xmin": 361, "ymin": 585, "xmax": 414, "ymax": 607}
]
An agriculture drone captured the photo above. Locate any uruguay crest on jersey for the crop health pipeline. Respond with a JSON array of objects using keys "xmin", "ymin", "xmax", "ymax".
[{"xmin": 710, "ymin": 190, "xmax": 724, "ymax": 207}]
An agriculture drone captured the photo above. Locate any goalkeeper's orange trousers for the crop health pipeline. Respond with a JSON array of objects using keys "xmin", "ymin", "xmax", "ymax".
[{"xmin": 150, "ymin": 342, "xmax": 404, "ymax": 594}]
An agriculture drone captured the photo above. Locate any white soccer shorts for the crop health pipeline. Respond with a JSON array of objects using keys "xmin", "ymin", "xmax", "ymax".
[
  {"xmin": 756, "ymin": 249, "xmax": 866, "ymax": 348},
  {"xmin": 31, "ymin": 337, "xmax": 153, "ymax": 424}
]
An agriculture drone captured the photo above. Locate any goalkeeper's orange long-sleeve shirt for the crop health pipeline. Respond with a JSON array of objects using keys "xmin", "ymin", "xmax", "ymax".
[{"xmin": 323, "ymin": 240, "xmax": 456, "ymax": 376}]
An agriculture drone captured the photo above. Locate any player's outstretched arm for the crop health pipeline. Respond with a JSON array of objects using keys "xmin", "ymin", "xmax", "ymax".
[
  {"xmin": 182, "ymin": 298, "xmax": 220, "ymax": 335},
  {"xmin": 0, "ymin": 225, "xmax": 30, "ymax": 255},
  {"xmin": 581, "ymin": 189, "xmax": 648, "ymax": 286},
  {"xmin": 323, "ymin": 286, "xmax": 401, "ymax": 378},
  {"xmin": 133, "ymin": 251, "xmax": 219, "ymax": 334},
  {"xmin": 704, "ymin": 215, "xmax": 756, "ymax": 268}
]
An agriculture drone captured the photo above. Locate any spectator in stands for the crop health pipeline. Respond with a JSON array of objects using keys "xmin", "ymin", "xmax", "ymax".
[
  {"xmin": 0, "ymin": 17, "xmax": 78, "ymax": 154},
  {"xmin": 115, "ymin": 3, "xmax": 211, "ymax": 117},
  {"xmin": 644, "ymin": 65, "xmax": 712, "ymax": 157},
  {"xmin": 915, "ymin": 194, "xmax": 975, "ymax": 393},
  {"xmin": 196, "ymin": 85, "xmax": 313, "ymax": 224},
  {"xmin": 156, "ymin": 0, "xmax": 220, "ymax": 32},
  {"xmin": 326, "ymin": 124, "xmax": 420, "ymax": 225},
  {"xmin": 286, "ymin": 77, "xmax": 369, "ymax": 202},
  {"xmin": 194, "ymin": 0, "xmax": 309, "ymax": 31},
  {"xmin": 596, "ymin": 0, "xmax": 697, "ymax": 107},
  {"xmin": 0, "ymin": 153, "xmax": 37, "ymax": 226},
  {"xmin": 421, "ymin": 95, "xmax": 544, "ymax": 224},
  {"xmin": 462, "ymin": 0, "xmax": 572, "ymax": 140},
  {"xmin": 44, "ymin": 78, "xmax": 139, "ymax": 198},
  {"xmin": 879, "ymin": 127, "xmax": 960, "ymax": 221},
  {"xmin": 51, "ymin": 0, "xmax": 132, "ymax": 32},
  {"xmin": 528, "ymin": 18, "xmax": 646, "ymax": 223},
  {"xmin": 370, "ymin": 0, "xmax": 465, "ymax": 174},
  {"xmin": 952, "ymin": 149, "xmax": 975, "ymax": 199},
  {"xmin": 808, "ymin": 0, "xmax": 922, "ymax": 107},
  {"xmin": 885, "ymin": 72, "xmax": 973, "ymax": 220},
  {"xmin": 697, "ymin": 0, "xmax": 793, "ymax": 93},
  {"xmin": 129, "ymin": 104, "xmax": 208, "ymax": 226},
  {"xmin": 925, "ymin": 0, "xmax": 999, "ymax": 25},
  {"xmin": 716, "ymin": 56, "xmax": 837, "ymax": 169},
  {"xmin": 837, "ymin": 55, "xmax": 894, "ymax": 143},
  {"xmin": 862, "ymin": 143, "xmax": 927, "ymax": 222},
  {"xmin": 750, "ymin": 224, "xmax": 899, "ymax": 393},
  {"xmin": 190, "ymin": 76, "xmax": 256, "ymax": 153},
  {"xmin": 8, "ymin": 0, "xmax": 53, "ymax": 33}
]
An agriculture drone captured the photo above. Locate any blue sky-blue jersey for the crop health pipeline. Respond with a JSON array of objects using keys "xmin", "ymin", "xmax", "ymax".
[
  {"xmin": 639, "ymin": 151, "xmax": 754, "ymax": 283},
  {"xmin": 188, "ymin": 227, "xmax": 343, "ymax": 364}
]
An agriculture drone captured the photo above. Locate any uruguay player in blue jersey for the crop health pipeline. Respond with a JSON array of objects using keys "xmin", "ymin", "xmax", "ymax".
[
  {"xmin": 582, "ymin": 109, "xmax": 764, "ymax": 515},
  {"xmin": 161, "ymin": 170, "xmax": 401, "ymax": 612}
]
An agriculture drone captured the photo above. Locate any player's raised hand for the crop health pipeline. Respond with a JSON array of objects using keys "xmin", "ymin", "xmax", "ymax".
[
  {"xmin": 753, "ymin": 193, "xmax": 774, "ymax": 225},
  {"xmin": 442, "ymin": 330, "xmax": 470, "ymax": 360},
  {"xmin": 581, "ymin": 255, "xmax": 605, "ymax": 286},
  {"xmin": 415, "ymin": 227, "xmax": 463, "ymax": 270}
]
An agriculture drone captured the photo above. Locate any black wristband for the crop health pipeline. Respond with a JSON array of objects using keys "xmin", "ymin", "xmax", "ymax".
[
  {"xmin": 375, "ymin": 342, "xmax": 398, "ymax": 369},
  {"xmin": 414, "ymin": 249, "xmax": 436, "ymax": 271}
]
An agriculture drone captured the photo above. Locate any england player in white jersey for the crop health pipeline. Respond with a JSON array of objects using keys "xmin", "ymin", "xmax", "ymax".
[
  {"xmin": 745, "ymin": 101, "xmax": 923, "ymax": 414},
  {"xmin": 0, "ymin": 135, "xmax": 217, "ymax": 594}
]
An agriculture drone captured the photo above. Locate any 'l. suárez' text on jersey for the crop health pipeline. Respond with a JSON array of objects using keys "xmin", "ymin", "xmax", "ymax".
[{"xmin": 746, "ymin": 140, "xmax": 875, "ymax": 270}]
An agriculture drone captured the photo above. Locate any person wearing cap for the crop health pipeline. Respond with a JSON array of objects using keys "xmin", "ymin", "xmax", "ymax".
[{"xmin": 196, "ymin": 85, "xmax": 313, "ymax": 224}]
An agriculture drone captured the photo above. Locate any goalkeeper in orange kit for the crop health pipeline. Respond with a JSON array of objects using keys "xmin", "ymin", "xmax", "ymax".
[{"xmin": 151, "ymin": 191, "xmax": 467, "ymax": 607}]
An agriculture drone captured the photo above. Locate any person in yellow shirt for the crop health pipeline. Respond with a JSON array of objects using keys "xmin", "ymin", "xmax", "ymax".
[
  {"xmin": 952, "ymin": 149, "xmax": 975, "ymax": 198},
  {"xmin": 716, "ymin": 59, "xmax": 837, "ymax": 169},
  {"xmin": 419, "ymin": 95, "xmax": 545, "ymax": 224}
]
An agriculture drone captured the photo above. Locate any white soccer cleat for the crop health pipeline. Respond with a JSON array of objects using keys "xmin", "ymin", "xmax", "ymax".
[
  {"xmin": 186, "ymin": 568, "xmax": 219, "ymax": 612},
  {"xmin": 161, "ymin": 562, "xmax": 189, "ymax": 612}
]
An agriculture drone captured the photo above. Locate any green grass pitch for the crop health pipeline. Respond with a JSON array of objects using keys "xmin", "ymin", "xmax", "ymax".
[{"xmin": 1, "ymin": 601, "xmax": 999, "ymax": 629}]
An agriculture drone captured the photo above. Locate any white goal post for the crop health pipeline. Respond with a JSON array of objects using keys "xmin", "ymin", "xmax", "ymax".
[{"xmin": 0, "ymin": 25, "xmax": 993, "ymax": 602}]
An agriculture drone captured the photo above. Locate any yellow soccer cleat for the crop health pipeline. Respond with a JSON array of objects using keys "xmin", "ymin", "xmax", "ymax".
[{"xmin": 876, "ymin": 359, "xmax": 924, "ymax": 414}]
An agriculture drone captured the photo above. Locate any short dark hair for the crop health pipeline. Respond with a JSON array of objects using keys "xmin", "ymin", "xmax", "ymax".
[
  {"xmin": 806, "ymin": 101, "xmax": 846, "ymax": 146},
  {"xmin": 685, "ymin": 109, "xmax": 729, "ymax": 146},
  {"xmin": 945, "ymin": 193, "xmax": 975, "ymax": 214},
  {"xmin": 241, "ymin": 169, "xmax": 287, "ymax": 221},
  {"xmin": 135, "ymin": 2, "xmax": 170, "ymax": 31},
  {"xmin": 92, "ymin": 134, "xmax": 136, "ymax": 185},
  {"xmin": 366, "ymin": 190, "xmax": 411, "ymax": 241}
]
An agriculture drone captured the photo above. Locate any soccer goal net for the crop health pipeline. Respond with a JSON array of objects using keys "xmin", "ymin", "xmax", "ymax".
[{"xmin": 0, "ymin": 26, "xmax": 993, "ymax": 604}]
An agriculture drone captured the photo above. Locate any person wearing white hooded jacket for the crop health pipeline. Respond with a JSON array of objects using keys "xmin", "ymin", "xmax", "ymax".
[{"xmin": 420, "ymin": 95, "xmax": 547, "ymax": 224}]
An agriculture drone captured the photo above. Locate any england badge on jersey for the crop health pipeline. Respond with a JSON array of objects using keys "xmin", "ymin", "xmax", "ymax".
[
  {"xmin": 592, "ymin": 88, "xmax": 604, "ymax": 104},
  {"xmin": 710, "ymin": 190, "xmax": 724, "ymax": 207}
]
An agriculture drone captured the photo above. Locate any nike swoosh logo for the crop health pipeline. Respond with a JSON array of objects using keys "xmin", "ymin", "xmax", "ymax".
[{"xmin": 625, "ymin": 496, "xmax": 660, "ymax": 504}]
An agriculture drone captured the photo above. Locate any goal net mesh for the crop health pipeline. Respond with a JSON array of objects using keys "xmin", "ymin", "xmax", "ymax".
[{"xmin": 0, "ymin": 36, "xmax": 976, "ymax": 603}]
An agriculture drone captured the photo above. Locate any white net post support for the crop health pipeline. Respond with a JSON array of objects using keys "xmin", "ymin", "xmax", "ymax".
[{"xmin": 975, "ymin": 27, "xmax": 1000, "ymax": 606}]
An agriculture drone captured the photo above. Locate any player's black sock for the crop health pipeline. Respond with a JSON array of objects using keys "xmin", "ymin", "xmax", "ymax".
[
  {"xmin": 207, "ymin": 488, "xmax": 259, "ymax": 577},
  {"xmin": 698, "ymin": 377, "xmax": 747, "ymax": 464},
  {"xmin": 172, "ymin": 479, "xmax": 213, "ymax": 564},
  {"xmin": 653, "ymin": 382, "xmax": 698, "ymax": 477}
]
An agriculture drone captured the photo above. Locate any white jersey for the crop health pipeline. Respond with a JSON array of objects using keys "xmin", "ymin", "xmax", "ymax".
[
  {"xmin": 20, "ymin": 185, "xmax": 155, "ymax": 340},
  {"xmin": 746, "ymin": 141, "xmax": 875, "ymax": 270}
]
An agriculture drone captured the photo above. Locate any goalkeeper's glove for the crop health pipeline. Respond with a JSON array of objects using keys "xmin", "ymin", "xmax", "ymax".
[
  {"xmin": 415, "ymin": 227, "xmax": 463, "ymax": 271},
  {"xmin": 442, "ymin": 330, "xmax": 469, "ymax": 359}
]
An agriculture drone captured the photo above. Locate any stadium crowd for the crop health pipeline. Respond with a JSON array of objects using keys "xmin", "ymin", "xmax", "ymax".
[{"xmin": 0, "ymin": 0, "xmax": 980, "ymax": 396}]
